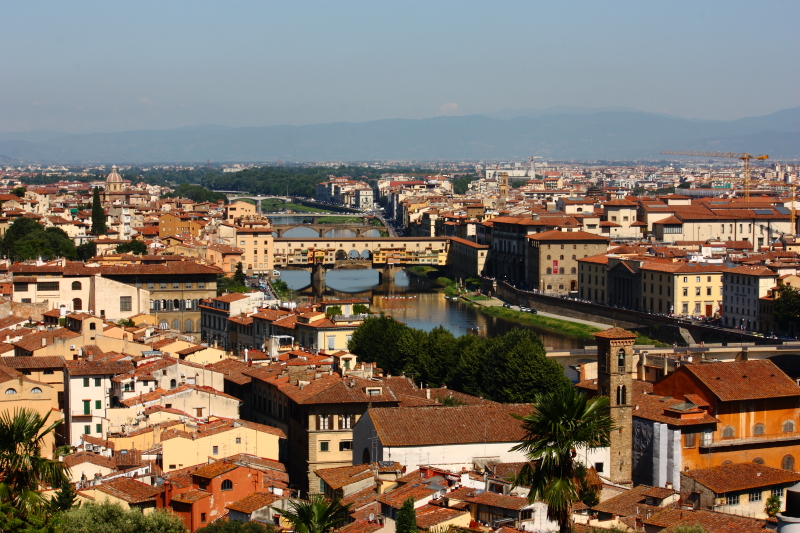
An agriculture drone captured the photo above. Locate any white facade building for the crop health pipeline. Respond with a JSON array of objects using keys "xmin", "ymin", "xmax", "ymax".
[{"xmin": 722, "ymin": 265, "xmax": 778, "ymax": 332}]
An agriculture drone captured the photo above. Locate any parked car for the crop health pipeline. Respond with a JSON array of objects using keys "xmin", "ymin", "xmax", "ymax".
[
  {"xmin": 520, "ymin": 306, "xmax": 530, "ymax": 312},
  {"xmin": 502, "ymin": 303, "xmax": 512, "ymax": 308},
  {"xmin": 528, "ymin": 308, "xmax": 538, "ymax": 314}
]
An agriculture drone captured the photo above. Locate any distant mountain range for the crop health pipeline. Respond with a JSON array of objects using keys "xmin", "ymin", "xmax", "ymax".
[{"xmin": 0, "ymin": 107, "xmax": 798, "ymax": 163}]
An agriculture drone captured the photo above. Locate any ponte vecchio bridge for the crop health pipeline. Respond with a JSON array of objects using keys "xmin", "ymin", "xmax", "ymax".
[{"xmin": 273, "ymin": 236, "xmax": 450, "ymax": 282}]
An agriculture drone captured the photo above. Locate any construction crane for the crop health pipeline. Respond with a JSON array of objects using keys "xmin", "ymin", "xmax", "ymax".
[{"xmin": 660, "ymin": 151, "xmax": 769, "ymax": 200}]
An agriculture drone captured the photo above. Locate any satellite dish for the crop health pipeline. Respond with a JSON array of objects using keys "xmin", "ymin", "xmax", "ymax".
[{"xmin": 368, "ymin": 514, "xmax": 375, "ymax": 522}]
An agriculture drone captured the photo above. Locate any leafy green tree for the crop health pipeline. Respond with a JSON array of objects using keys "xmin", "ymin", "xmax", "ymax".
[
  {"xmin": 396, "ymin": 498, "xmax": 417, "ymax": 533},
  {"xmin": 765, "ymin": 494, "xmax": 782, "ymax": 517},
  {"xmin": 59, "ymin": 501, "xmax": 187, "ymax": 533},
  {"xmin": 10, "ymin": 187, "xmax": 26, "ymax": 198},
  {"xmin": 348, "ymin": 314, "xmax": 409, "ymax": 374},
  {"xmin": 90, "ymin": 187, "xmax": 107, "ymax": 236},
  {"xmin": 115, "ymin": 240, "xmax": 147, "ymax": 255},
  {"xmin": 512, "ymin": 388, "xmax": 615, "ymax": 533},
  {"xmin": 273, "ymin": 495, "xmax": 350, "ymax": 533},
  {"xmin": 353, "ymin": 304, "xmax": 370, "ymax": 315},
  {"xmin": 418, "ymin": 326, "xmax": 457, "ymax": 387},
  {"xmin": 479, "ymin": 329, "xmax": 569, "ymax": 403},
  {"xmin": 0, "ymin": 408, "xmax": 70, "ymax": 522},
  {"xmin": 774, "ymin": 284, "xmax": 800, "ymax": 332},
  {"xmin": 161, "ymin": 184, "xmax": 228, "ymax": 204},
  {"xmin": 197, "ymin": 520, "xmax": 276, "ymax": 533},
  {"xmin": 76, "ymin": 241, "xmax": 97, "ymax": 261},
  {"xmin": 1, "ymin": 218, "xmax": 79, "ymax": 261},
  {"xmin": 324, "ymin": 305, "xmax": 343, "ymax": 317},
  {"xmin": 217, "ymin": 274, "xmax": 248, "ymax": 296},
  {"xmin": 272, "ymin": 279, "xmax": 290, "ymax": 300},
  {"xmin": 233, "ymin": 262, "xmax": 247, "ymax": 285},
  {"xmin": 50, "ymin": 479, "xmax": 79, "ymax": 513}
]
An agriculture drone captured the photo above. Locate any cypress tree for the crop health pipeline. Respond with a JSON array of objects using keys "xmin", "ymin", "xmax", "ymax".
[
  {"xmin": 396, "ymin": 498, "xmax": 417, "ymax": 533},
  {"xmin": 91, "ymin": 187, "xmax": 107, "ymax": 236}
]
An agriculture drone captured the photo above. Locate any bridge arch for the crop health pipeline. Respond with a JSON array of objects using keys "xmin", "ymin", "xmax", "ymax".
[{"xmin": 335, "ymin": 250, "xmax": 347, "ymax": 260}]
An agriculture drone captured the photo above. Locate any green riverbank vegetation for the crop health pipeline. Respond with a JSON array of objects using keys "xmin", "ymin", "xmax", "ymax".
[{"xmin": 347, "ymin": 315, "xmax": 570, "ymax": 403}]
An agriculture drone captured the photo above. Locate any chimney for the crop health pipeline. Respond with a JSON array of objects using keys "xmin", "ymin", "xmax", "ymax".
[
  {"xmin": 244, "ymin": 348, "xmax": 248, "ymax": 363},
  {"xmin": 426, "ymin": 388, "xmax": 430, "ymax": 400},
  {"xmin": 41, "ymin": 337, "xmax": 47, "ymax": 347}
]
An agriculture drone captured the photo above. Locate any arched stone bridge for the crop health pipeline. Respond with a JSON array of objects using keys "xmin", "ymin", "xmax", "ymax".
[{"xmin": 271, "ymin": 223, "xmax": 385, "ymax": 238}]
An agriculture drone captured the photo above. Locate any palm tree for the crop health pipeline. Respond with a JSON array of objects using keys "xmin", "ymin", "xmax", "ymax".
[
  {"xmin": 274, "ymin": 495, "xmax": 350, "ymax": 533},
  {"xmin": 511, "ymin": 386, "xmax": 614, "ymax": 533},
  {"xmin": 0, "ymin": 408, "xmax": 70, "ymax": 519}
]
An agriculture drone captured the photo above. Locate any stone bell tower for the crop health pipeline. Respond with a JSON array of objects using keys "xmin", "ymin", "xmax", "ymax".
[{"xmin": 594, "ymin": 327, "xmax": 636, "ymax": 485}]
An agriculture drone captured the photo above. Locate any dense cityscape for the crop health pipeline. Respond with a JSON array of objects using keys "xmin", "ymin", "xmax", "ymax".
[{"xmin": 0, "ymin": 155, "xmax": 797, "ymax": 533}]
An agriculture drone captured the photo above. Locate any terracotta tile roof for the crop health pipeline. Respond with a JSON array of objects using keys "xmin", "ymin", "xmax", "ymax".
[
  {"xmin": 170, "ymin": 489, "xmax": 210, "ymax": 504},
  {"xmin": 681, "ymin": 360, "xmax": 800, "ymax": 401},
  {"xmin": 369, "ymin": 404, "xmax": 531, "ymax": 447},
  {"xmin": 13, "ymin": 328, "xmax": 81, "ymax": 352},
  {"xmin": 724, "ymin": 265, "xmax": 777, "ymax": 276},
  {"xmin": 415, "ymin": 505, "xmax": 469, "ymax": 529},
  {"xmin": 642, "ymin": 486, "xmax": 676, "ymax": 499},
  {"xmin": 643, "ymin": 508, "xmax": 769, "ymax": 533},
  {"xmin": 192, "ymin": 460, "xmax": 239, "ymax": 479},
  {"xmin": 81, "ymin": 434, "xmax": 115, "ymax": 450},
  {"xmin": 119, "ymin": 384, "xmax": 240, "ymax": 407},
  {"xmin": 315, "ymin": 464, "xmax": 373, "ymax": 490},
  {"xmin": 0, "ymin": 356, "xmax": 66, "ymax": 369},
  {"xmin": 64, "ymin": 451, "xmax": 116, "ymax": 470},
  {"xmin": 341, "ymin": 485, "xmax": 380, "ymax": 508},
  {"xmin": 592, "ymin": 484, "xmax": 661, "ymax": 517},
  {"xmin": 682, "ymin": 462, "xmax": 800, "ymax": 494},
  {"xmin": 226, "ymin": 491, "xmax": 279, "ymax": 513},
  {"xmin": 337, "ymin": 519, "xmax": 383, "ymax": 533},
  {"xmin": 467, "ymin": 491, "xmax": 530, "ymax": 510},
  {"xmin": 94, "ymin": 478, "xmax": 163, "ymax": 503},
  {"xmin": 376, "ymin": 482, "xmax": 437, "ymax": 509},
  {"xmin": 209, "ymin": 359, "xmax": 253, "ymax": 385},
  {"xmin": 593, "ymin": 327, "xmax": 637, "ymax": 339},
  {"xmin": 65, "ymin": 360, "xmax": 135, "ymax": 376}
]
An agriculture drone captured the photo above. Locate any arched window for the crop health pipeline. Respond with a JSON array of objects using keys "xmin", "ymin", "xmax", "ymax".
[
  {"xmin": 560, "ymin": 268, "xmax": 565, "ymax": 274},
  {"xmin": 30, "ymin": 387, "xmax": 42, "ymax": 394},
  {"xmin": 783, "ymin": 455, "xmax": 795, "ymax": 471},
  {"xmin": 169, "ymin": 379, "xmax": 177, "ymax": 389},
  {"xmin": 71, "ymin": 281, "xmax": 82, "ymax": 290},
  {"xmin": 753, "ymin": 423, "xmax": 765, "ymax": 436},
  {"xmin": 221, "ymin": 479, "xmax": 233, "ymax": 491},
  {"xmin": 753, "ymin": 457, "xmax": 765, "ymax": 464},
  {"xmin": 185, "ymin": 320, "xmax": 193, "ymax": 332},
  {"xmin": 5, "ymin": 388, "xmax": 17, "ymax": 394},
  {"xmin": 72, "ymin": 298, "xmax": 82, "ymax": 311},
  {"xmin": 161, "ymin": 299, "xmax": 167, "ymax": 310},
  {"xmin": 617, "ymin": 349, "xmax": 626, "ymax": 370},
  {"xmin": 172, "ymin": 319, "xmax": 180, "ymax": 330},
  {"xmin": 362, "ymin": 448, "xmax": 370, "ymax": 464},
  {"xmin": 174, "ymin": 299, "xmax": 180, "ymax": 310},
  {"xmin": 784, "ymin": 420, "xmax": 795, "ymax": 433},
  {"xmin": 546, "ymin": 285, "xmax": 552, "ymax": 290},
  {"xmin": 722, "ymin": 426, "xmax": 735, "ymax": 438},
  {"xmin": 560, "ymin": 255, "xmax": 564, "ymax": 260},
  {"xmin": 722, "ymin": 460, "xmax": 733, "ymax": 465},
  {"xmin": 571, "ymin": 267, "xmax": 577, "ymax": 274},
  {"xmin": 546, "ymin": 255, "xmax": 551, "ymax": 260},
  {"xmin": 616, "ymin": 385, "xmax": 626, "ymax": 405},
  {"xmin": 546, "ymin": 268, "xmax": 552, "ymax": 275}
]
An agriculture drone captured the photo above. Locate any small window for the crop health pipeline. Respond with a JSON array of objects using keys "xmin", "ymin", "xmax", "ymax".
[
  {"xmin": 753, "ymin": 423, "xmax": 765, "ymax": 436},
  {"xmin": 750, "ymin": 490, "xmax": 762, "ymax": 502},
  {"xmin": 173, "ymin": 281, "xmax": 180, "ymax": 289},
  {"xmin": 595, "ymin": 462, "xmax": 604, "ymax": 473},
  {"xmin": 339, "ymin": 440, "xmax": 353, "ymax": 451},
  {"xmin": 119, "ymin": 296, "xmax": 132, "ymax": 312},
  {"xmin": 4, "ymin": 388, "xmax": 17, "ymax": 394},
  {"xmin": 784, "ymin": 420, "xmax": 795, "ymax": 433},
  {"xmin": 726, "ymin": 494, "xmax": 739, "ymax": 506},
  {"xmin": 235, "ymin": 437, "xmax": 241, "ymax": 444},
  {"xmin": 201, "ymin": 513, "xmax": 206, "ymax": 523},
  {"xmin": 96, "ymin": 423, "xmax": 102, "ymax": 434},
  {"xmin": 783, "ymin": 455, "xmax": 795, "ymax": 471},
  {"xmin": 94, "ymin": 378, "xmax": 101, "ymax": 387},
  {"xmin": 212, "ymin": 446, "xmax": 219, "ymax": 455},
  {"xmin": 773, "ymin": 488, "xmax": 784, "ymax": 498},
  {"xmin": 71, "ymin": 281, "xmax": 82, "ymax": 290},
  {"xmin": 320, "ymin": 441, "xmax": 329, "ymax": 452},
  {"xmin": 753, "ymin": 457, "xmax": 765, "ymax": 464},
  {"xmin": 684, "ymin": 432, "xmax": 696, "ymax": 448},
  {"xmin": 722, "ymin": 426, "xmax": 735, "ymax": 438},
  {"xmin": 30, "ymin": 387, "xmax": 42, "ymax": 394},
  {"xmin": 84, "ymin": 425, "xmax": 90, "ymax": 435},
  {"xmin": 95, "ymin": 400, "xmax": 101, "ymax": 409},
  {"xmin": 221, "ymin": 479, "xmax": 233, "ymax": 491},
  {"xmin": 83, "ymin": 378, "xmax": 90, "ymax": 387}
]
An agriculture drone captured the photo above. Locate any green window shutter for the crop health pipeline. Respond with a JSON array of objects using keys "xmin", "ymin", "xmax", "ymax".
[
  {"xmin": 95, "ymin": 400, "xmax": 101, "ymax": 409},
  {"xmin": 83, "ymin": 378, "xmax": 89, "ymax": 387},
  {"xmin": 84, "ymin": 425, "xmax": 90, "ymax": 435},
  {"xmin": 95, "ymin": 424, "xmax": 102, "ymax": 434},
  {"xmin": 83, "ymin": 400, "xmax": 90, "ymax": 415}
]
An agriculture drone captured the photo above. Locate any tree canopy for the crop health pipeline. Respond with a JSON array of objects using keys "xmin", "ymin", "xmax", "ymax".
[
  {"xmin": 396, "ymin": 498, "xmax": 417, "ymax": 533},
  {"xmin": 115, "ymin": 240, "xmax": 147, "ymax": 255},
  {"xmin": 0, "ymin": 218, "xmax": 78, "ymax": 261},
  {"xmin": 774, "ymin": 284, "xmax": 800, "ymax": 332},
  {"xmin": 59, "ymin": 501, "xmax": 187, "ymax": 533},
  {"xmin": 347, "ymin": 316, "xmax": 569, "ymax": 402},
  {"xmin": 161, "ymin": 183, "xmax": 228, "ymax": 204}
]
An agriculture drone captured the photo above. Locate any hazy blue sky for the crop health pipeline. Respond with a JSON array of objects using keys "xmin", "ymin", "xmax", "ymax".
[{"xmin": 2, "ymin": 0, "xmax": 798, "ymax": 133}]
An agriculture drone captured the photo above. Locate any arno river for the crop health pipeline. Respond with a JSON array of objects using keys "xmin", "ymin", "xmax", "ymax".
[{"xmin": 276, "ymin": 266, "xmax": 598, "ymax": 381}]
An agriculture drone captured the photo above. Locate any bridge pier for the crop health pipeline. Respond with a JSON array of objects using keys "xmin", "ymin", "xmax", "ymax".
[
  {"xmin": 311, "ymin": 263, "xmax": 327, "ymax": 283},
  {"xmin": 377, "ymin": 265, "xmax": 402, "ymax": 284}
]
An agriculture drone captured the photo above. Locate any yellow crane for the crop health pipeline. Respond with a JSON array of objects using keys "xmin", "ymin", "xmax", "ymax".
[{"xmin": 661, "ymin": 151, "xmax": 769, "ymax": 200}]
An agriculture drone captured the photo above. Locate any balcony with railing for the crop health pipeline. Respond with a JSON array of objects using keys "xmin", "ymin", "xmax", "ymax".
[{"xmin": 71, "ymin": 410, "xmax": 94, "ymax": 418}]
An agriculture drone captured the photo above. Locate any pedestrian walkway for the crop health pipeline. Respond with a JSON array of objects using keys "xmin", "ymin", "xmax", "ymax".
[{"xmin": 535, "ymin": 310, "xmax": 613, "ymax": 329}]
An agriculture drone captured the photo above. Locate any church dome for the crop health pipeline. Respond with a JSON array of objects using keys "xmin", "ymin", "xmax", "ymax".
[{"xmin": 106, "ymin": 165, "xmax": 123, "ymax": 183}]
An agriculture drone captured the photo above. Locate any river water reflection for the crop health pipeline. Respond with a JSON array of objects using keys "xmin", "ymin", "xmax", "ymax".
[{"xmin": 277, "ymin": 268, "xmax": 597, "ymax": 357}]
